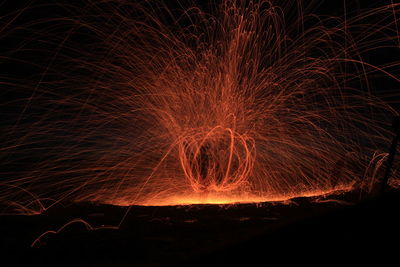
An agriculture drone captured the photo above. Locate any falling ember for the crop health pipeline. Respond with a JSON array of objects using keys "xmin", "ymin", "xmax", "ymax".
[{"xmin": 0, "ymin": 0, "xmax": 399, "ymax": 212}]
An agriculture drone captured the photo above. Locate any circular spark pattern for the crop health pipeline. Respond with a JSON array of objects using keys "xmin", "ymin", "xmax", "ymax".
[{"xmin": 179, "ymin": 126, "xmax": 256, "ymax": 192}]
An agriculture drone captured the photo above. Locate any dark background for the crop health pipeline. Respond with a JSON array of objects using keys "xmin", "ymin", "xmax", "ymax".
[{"xmin": 0, "ymin": 1, "xmax": 399, "ymax": 266}]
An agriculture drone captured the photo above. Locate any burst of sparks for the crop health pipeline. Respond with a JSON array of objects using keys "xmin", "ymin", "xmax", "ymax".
[{"xmin": 0, "ymin": 0, "xmax": 399, "ymax": 213}]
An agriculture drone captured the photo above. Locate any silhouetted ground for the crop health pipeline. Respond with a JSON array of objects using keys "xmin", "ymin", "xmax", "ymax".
[{"xmin": 1, "ymin": 189, "xmax": 399, "ymax": 266}]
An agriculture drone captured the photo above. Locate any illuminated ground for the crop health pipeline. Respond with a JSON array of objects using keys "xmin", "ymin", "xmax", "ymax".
[{"xmin": 1, "ymin": 188, "xmax": 399, "ymax": 266}]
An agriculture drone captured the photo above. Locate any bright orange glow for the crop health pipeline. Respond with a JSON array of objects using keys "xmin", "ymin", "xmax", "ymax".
[{"xmin": 111, "ymin": 185, "xmax": 355, "ymax": 206}]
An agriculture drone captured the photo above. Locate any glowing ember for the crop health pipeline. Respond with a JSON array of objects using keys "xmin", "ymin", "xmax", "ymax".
[{"xmin": 0, "ymin": 0, "xmax": 399, "ymax": 212}]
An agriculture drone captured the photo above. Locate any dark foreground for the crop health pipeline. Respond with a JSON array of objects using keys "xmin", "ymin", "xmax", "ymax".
[{"xmin": 1, "ymin": 189, "xmax": 399, "ymax": 266}]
